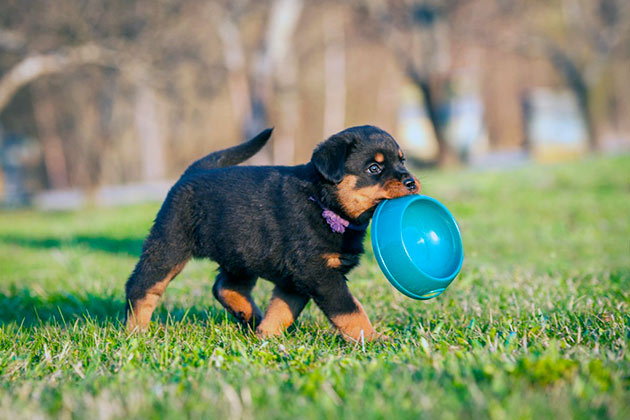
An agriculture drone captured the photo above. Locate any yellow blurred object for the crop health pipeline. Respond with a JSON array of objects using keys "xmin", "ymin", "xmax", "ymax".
[
  {"xmin": 532, "ymin": 145, "xmax": 587, "ymax": 163},
  {"xmin": 527, "ymin": 89, "xmax": 589, "ymax": 163}
]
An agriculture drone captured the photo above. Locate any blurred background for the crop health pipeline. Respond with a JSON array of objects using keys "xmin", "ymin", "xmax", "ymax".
[{"xmin": 0, "ymin": 0, "xmax": 629, "ymax": 209}]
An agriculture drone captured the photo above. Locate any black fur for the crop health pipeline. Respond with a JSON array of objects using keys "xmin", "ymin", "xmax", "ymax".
[
  {"xmin": 125, "ymin": 125, "xmax": 418, "ymax": 336},
  {"xmin": 311, "ymin": 132, "xmax": 354, "ymax": 183}
]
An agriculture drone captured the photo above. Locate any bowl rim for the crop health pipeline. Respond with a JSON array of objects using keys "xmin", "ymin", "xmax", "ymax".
[{"xmin": 373, "ymin": 195, "xmax": 464, "ymax": 284}]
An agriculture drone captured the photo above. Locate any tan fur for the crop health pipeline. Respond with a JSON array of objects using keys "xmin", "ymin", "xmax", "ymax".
[
  {"xmin": 374, "ymin": 152, "xmax": 384, "ymax": 163},
  {"xmin": 127, "ymin": 261, "xmax": 188, "ymax": 331},
  {"xmin": 215, "ymin": 287, "xmax": 261, "ymax": 324},
  {"xmin": 337, "ymin": 175, "xmax": 420, "ymax": 218},
  {"xmin": 337, "ymin": 175, "xmax": 375, "ymax": 218},
  {"xmin": 256, "ymin": 289, "xmax": 307, "ymax": 337},
  {"xmin": 330, "ymin": 296, "xmax": 379, "ymax": 342},
  {"xmin": 323, "ymin": 252, "xmax": 342, "ymax": 268},
  {"xmin": 382, "ymin": 178, "xmax": 414, "ymax": 198}
]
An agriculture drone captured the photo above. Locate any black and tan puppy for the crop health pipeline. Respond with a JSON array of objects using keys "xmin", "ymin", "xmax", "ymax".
[{"xmin": 125, "ymin": 125, "xmax": 420, "ymax": 341}]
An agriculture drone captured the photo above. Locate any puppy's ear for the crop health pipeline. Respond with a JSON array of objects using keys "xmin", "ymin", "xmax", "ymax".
[{"xmin": 311, "ymin": 134, "xmax": 354, "ymax": 183}]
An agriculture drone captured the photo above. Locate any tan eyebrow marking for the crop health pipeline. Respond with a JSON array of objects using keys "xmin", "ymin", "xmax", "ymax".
[
  {"xmin": 374, "ymin": 152, "xmax": 384, "ymax": 163},
  {"xmin": 398, "ymin": 150, "xmax": 404, "ymax": 158}
]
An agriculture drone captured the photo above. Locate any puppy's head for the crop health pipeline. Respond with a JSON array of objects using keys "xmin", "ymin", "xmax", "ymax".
[{"xmin": 311, "ymin": 125, "xmax": 420, "ymax": 219}]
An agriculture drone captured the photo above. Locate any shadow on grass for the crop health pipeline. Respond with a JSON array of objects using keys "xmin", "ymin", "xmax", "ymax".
[
  {"xmin": 0, "ymin": 288, "xmax": 229, "ymax": 328},
  {"xmin": 0, "ymin": 234, "xmax": 144, "ymax": 256}
]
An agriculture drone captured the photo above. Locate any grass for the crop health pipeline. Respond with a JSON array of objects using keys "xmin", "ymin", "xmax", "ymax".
[{"xmin": 0, "ymin": 155, "xmax": 629, "ymax": 419}]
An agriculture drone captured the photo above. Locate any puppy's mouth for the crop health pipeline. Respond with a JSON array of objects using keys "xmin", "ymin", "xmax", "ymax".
[
  {"xmin": 337, "ymin": 175, "xmax": 421, "ymax": 219},
  {"xmin": 381, "ymin": 177, "xmax": 421, "ymax": 200}
]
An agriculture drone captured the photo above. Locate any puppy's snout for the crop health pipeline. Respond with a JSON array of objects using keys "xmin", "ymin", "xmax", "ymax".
[{"xmin": 403, "ymin": 177, "xmax": 417, "ymax": 191}]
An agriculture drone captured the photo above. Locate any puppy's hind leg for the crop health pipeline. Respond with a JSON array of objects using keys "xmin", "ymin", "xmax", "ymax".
[
  {"xmin": 212, "ymin": 269, "xmax": 263, "ymax": 329},
  {"xmin": 125, "ymin": 241, "xmax": 190, "ymax": 331}
]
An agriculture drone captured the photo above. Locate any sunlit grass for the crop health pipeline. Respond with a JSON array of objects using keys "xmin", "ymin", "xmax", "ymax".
[{"xmin": 1, "ymin": 155, "xmax": 629, "ymax": 419}]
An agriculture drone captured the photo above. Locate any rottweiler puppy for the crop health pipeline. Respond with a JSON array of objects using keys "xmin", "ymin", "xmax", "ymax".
[{"xmin": 125, "ymin": 125, "xmax": 420, "ymax": 342}]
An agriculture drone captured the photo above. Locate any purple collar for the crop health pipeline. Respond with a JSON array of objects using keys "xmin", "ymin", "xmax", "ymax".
[{"xmin": 309, "ymin": 196, "xmax": 368, "ymax": 234}]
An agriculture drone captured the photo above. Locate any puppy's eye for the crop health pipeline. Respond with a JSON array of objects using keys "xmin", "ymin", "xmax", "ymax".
[{"xmin": 367, "ymin": 163, "xmax": 382, "ymax": 174}]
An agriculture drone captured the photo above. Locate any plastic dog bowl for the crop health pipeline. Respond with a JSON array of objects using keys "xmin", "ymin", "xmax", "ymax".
[{"xmin": 371, "ymin": 195, "xmax": 464, "ymax": 300}]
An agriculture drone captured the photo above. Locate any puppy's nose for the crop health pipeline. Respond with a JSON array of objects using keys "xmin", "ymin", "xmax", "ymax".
[{"xmin": 403, "ymin": 178, "xmax": 417, "ymax": 191}]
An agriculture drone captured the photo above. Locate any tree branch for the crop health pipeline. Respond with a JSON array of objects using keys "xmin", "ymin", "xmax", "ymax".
[
  {"xmin": 0, "ymin": 29, "xmax": 26, "ymax": 52},
  {"xmin": 0, "ymin": 43, "xmax": 121, "ymax": 114}
]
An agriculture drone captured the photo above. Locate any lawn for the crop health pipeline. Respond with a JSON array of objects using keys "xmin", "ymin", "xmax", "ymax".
[{"xmin": 0, "ymin": 155, "xmax": 629, "ymax": 419}]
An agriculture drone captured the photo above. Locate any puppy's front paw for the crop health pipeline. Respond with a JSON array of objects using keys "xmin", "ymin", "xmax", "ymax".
[
  {"xmin": 338, "ymin": 328, "xmax": 386, "ymax": 343},
  {"xmin": 365, "ymin": 330, "xmax": 392, "ymax": 343},
  {"xmin": 374, "ymin": 332, "xmax": 392, "ymax": 342},
  {"xmin": 255, "ymin": 324, "xmax": 283, "ymax": 339}
]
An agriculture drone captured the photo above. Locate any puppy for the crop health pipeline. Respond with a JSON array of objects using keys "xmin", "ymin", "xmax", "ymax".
[{"xmin": 125, "ymin": 125, "xmax": 420, "ymax": 341}]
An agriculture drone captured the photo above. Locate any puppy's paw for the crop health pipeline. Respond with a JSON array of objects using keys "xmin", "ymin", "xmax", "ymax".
[
  {"xmin": 365, "ymin": 330, "xmax": 392, "ymax": 343},
  {"xmin": 339, "ymin": 328, "xmax": 388, "ymax": 344},
  {"xmin": 126, "ymin": 319, "xmax": 148, "ymax": 333},
  {"xmin": 255, "ymin": 325, "xmax": 282, "ymax": 340}
]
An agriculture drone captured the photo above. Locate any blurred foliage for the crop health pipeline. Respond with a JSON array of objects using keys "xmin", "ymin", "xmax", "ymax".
[{"xmin": 0, "ymin": 0, "xmax": 629, "ymax": 190}]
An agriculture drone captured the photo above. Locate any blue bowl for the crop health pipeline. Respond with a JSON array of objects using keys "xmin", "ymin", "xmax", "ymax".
[{"xmin": 371, "ymin": 195, "xmax": 464, "ymax": 300}]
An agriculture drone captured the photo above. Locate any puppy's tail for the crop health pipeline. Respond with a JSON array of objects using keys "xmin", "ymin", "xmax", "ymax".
[{"xmin": 183, "ymin": 128, "xmax": 273, "ymax": 175}]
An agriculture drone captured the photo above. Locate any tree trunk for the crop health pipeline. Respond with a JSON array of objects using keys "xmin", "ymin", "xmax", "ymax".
[
  {"xmin": 322, "ymin": 7, "xmax": 346, "ymax": 138},
  {"xmin": 134, "ymin": 81, "xmax": 166, "ymax": 181},
  {"xmin": 216, "ymin": 16, "xmax": 253, "ymax": 136},
  {"xmin": 407, "ymin": 68, "xmax": 451, "ymax": 164},
  {"xmin": 266, "ymin": 0, "xmax": 304, "ymax": 165},
  {"xmin": 547, "ymin": 46, "xmax": 598, "ymax": 151},
  {"xmin": 32, "ymin": 82, "xmax": 69, "ymax": 189},
  {"xmin": 212, "ymin": 0, "xmax": 303, "ymax": 165}
]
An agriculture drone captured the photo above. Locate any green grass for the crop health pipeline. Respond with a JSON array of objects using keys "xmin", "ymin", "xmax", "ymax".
[{"xmin": 1, "ymin": 155, "xmax": 629, "ymax": 419}]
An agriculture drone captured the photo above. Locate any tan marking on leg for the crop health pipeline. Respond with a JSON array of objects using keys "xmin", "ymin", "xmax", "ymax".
[
  {"xmin": 330, "ymin": 296, "xmax": 379, "ymax": 342},
  {"xmin": 213, "ymin": 275, "xmax": 262, "ymax": 327},
  {"xmin": 374, "ymin": 152, "xmax": 384, "ymax": 163},
  {"xmin": 127, "ymin": 261, "xmax": 188, "ymax": 331},
  {"xmin": 322, "ymin": 252, "xmax": 342, "ymax": 268},
  {"xmin": 217, "ymin": 288, "xmax": 258, "ymax": 322},
  {"xmin": 256, "ymin": 288, "xmax": 308, "ymax": 338},
  {"xmin": 256, "ymin": 296, "xmax": 293, "ymax": 337}
]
